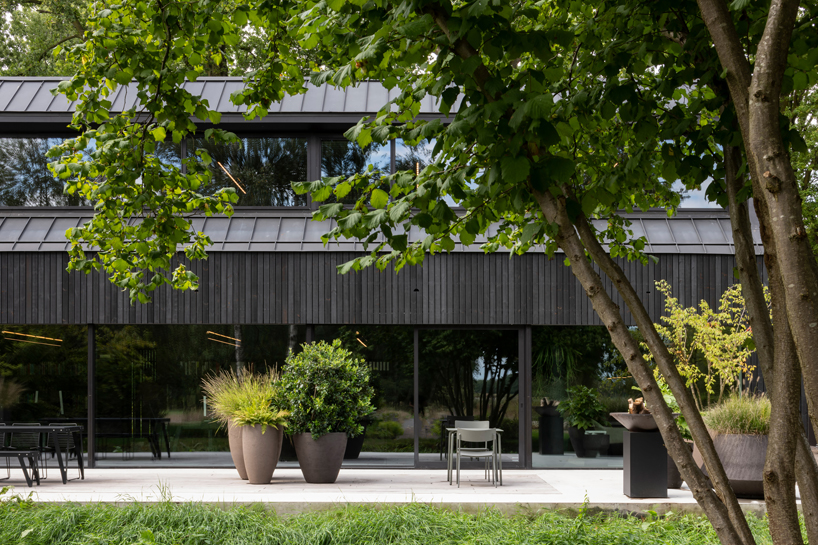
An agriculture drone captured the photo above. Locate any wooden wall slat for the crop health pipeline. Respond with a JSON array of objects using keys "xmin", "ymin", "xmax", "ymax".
[{"xmin": 0, "ymin": 252, "xmax": 762, "ymax": 326}]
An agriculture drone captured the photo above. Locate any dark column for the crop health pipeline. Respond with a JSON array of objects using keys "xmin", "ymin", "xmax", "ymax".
[
  {"xmin": 413, "ymin": 328, "xmax": 419, "ymax": 468},
  {"xmin": 305, "ymin": 324, "xmax": 315, "ymax": 344},
  {"xmin": 623, "ymin": 430, "xmax": 668, "ymax": 498},
  {"xmin": 87, "ymin": 324, "xmax": 96, "ymax": 468},
  {"xmin": 520, "ymin": 327, "xmax": 533, "ymax": 468}
]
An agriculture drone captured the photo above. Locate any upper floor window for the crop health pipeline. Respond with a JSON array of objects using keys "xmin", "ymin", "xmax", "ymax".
[
  {"xmin": 0, "ymin": 138, "xmax": 85, "ymax": 207},
  {"xmin": 190, "ymin": 137, "xmax": 308, "ymax": 207},
  {"xmin": 321, "ymin": 140, "xmax": 390, "ymax": 204}
]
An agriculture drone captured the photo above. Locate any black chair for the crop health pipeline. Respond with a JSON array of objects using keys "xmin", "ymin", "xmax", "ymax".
[
  {"xmin": 0, "ymin": 424, "xmax": 9, "ymax": 480},
  {"xmin": 48, "ymin": 423, "xmax": 82, "ymax": 481},
  {"xmin": 10, "ymin": 423, "xmax": 52, "ymax": 479}
]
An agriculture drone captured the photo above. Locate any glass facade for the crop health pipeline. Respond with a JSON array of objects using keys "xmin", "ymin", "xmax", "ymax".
[
  {"xmin": 191, "ymin": 137, "xmax": 308, "ymax": 207},
  {"xmin": 0, "ymin": 325, "xmax": 87, "ymax": 429},
  {"xmin": 529, "ymin": 326, "xmax": 631, "ymax": 469},
  {"xmin": 321, "ymin": 140, "xmax": 390, "ymax": 204}
]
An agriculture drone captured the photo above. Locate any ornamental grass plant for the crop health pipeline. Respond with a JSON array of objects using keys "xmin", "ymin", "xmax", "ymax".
[
  {"xmin": 702, "ymin": 394, "xmax": 771, "ymax": 436},
  {"xmin": 201, "ymin": 368, "xmax": 285, "ymax": 431}
]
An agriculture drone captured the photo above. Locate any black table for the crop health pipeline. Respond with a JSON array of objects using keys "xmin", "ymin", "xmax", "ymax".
[
  {"xmin": 46, "ymin": 418, "xmax": 171, "ymax": 459},
  {"xmin": 0, "ymin": 424, "xmax": 84, "ymax": 485}
]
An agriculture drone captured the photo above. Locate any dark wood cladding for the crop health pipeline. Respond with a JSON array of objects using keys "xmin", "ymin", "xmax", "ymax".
[{"xmin": 0, "ymin": 251, "xmax": 756, "ymax": 326}]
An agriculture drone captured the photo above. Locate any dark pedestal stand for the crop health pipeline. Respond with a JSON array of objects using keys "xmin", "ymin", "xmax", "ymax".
[
  {"xmin": 534, "ymin": 407, "xmax": 564, "ymax": 455},
  {"xmin": 623, "ymin": 430, "xmax": 668, "ymax": 498}
]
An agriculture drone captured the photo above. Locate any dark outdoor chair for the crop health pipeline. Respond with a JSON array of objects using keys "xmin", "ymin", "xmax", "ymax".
[
  {"xmin": 48, "ymin": 423, "xmax": 82, "ymax": 481},
  {"xmin": 0, "ymin": 424, "xmax": 9, "ymax": 480},
  {"xmin": 9, "ymin": 423, "xmax": 52, "ymax": 479}
]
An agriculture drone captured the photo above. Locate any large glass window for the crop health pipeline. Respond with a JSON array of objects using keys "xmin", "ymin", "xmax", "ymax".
[
  {"xmin": 0, "ymin": 325, "xmax": 88, "ymax": 425},
  {"xmin": 0, "ymin": 138, "xmax": 83, "ymax": 206},
  {"xmin": 394, "ymin": 138, "xmax": 434, "ymax": 176},
  {"xmin": 530, "ymin": 326, "xmax": 629, "ymax": 469},
  {"xmin": 418, "ymin": 329, "xmax": 520, "ymax": 467},
  {"xmin": 191, "ymin": 137, "xmax": 308, "ymax": 206},
  {"xmin": 321, "ymin": 140, "xmax": 390, "ymax": 204},
  {"xmin": 94, "ymin": 324, "xmax": 305, "ymax": 467},
  {"xmin": 314, "ymin": 325, "xmax": 415, "ymax": 467}
]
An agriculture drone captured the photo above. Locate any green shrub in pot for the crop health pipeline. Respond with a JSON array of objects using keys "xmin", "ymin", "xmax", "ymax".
[
  {"xmin": 557, "ymin": 385, "xmax": 605, "ymax": 430},
  {"xmin": 558, "ymin": 385, "xmax": 607, "ymax": 458},
  {"xmin": 278, "ymin": 339, "xmax": 375, "ymax": 483}
]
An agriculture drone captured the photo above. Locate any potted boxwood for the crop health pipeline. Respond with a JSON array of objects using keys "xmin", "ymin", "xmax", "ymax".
[
  {"xmin": 558, "ymin": 385, "xmax": 608, "ymax": 458},
  {"xmin": 278, "ymin": 339, "xmax": 375, "ymax": 483},
  {"xmin": 702, "ymin": 394, "xmax": 770, "ymax": 498}
]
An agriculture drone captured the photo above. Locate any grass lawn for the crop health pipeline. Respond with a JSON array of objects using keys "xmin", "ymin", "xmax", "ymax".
[{"xmin": 0, "ymin": 489, "xmax": 789, "ymax": 544}]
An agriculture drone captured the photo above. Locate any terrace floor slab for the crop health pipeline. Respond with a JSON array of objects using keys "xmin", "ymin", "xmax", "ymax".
[{"xmin": 3, "ymin": 468, "xmax": 788, "ymax": 517}]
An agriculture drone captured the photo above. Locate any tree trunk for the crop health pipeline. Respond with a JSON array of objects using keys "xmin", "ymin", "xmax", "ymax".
[
  {"xmin": 565, "ymin": 188, "xmax": 754, "ymax": 545},
  {"xmin": 697, "ymin": 0, "xmax": 818, "ymax": 435},
  {"xmin": 725, "ymin": 144, "xmax": 809, "ymax": 545},
  {"xmin": 533, "ymin": 188, "xmax": 749, "ymax": 545}
]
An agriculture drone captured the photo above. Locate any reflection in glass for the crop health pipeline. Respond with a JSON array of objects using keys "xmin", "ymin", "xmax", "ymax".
[
  {"xmin": 0, "ymin": 138, "xmax": 82, "ymax": 206},
  {"xmin": 0, "ymin": 325, "xmax": 87, "ymax": 425},
  {"xmin": 315, "ymin": 325, "xmax": 415, "ymax": 467},
  {"xmin": 530, "ymin": 326, "xmax": 629, "ymax": 469},
  {"xmin": 321, "ymin": 140, "xmax": 390, "ymax": 204},
  {"xmin": 94, "ymin": 324, "xmax": 305, "ymax": 466},
  {"xmin": 0, "ymin": 137, "xmax": 182, "ymax": 207},
  {"xmin": 192, "ymin": 138, "xmax": 308, "ymax": 206},
  {"xmin": 394, "ymin": 138, "xmax": 434, "ymax": 176},
  {"xmin": 418, "ymin": 329, "xmax": 519, "ymax": 466}
]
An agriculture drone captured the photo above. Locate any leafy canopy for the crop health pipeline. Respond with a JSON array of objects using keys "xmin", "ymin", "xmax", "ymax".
[{"xmin": 277, "ymin": 339, "xmax": 375, "ymax": 439}]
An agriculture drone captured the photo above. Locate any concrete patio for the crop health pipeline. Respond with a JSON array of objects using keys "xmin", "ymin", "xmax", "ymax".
[{"xmin": 3, "ymin": 468, "xmax": 782, "ymax": 516}]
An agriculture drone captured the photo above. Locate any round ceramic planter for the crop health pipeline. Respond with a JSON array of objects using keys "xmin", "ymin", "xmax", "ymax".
[
  {"xmin": 241, "ymin": 424, "xmax": 284, "ymax": 485},
  {"xmin": 227, "ymin": 420, "xmax": 248, "ymax": 480},
  {"xmin": 568, "ymin": 427, "xmax": 609, "ymax": 458},
  {"xmin": 293, "ymin": 432, "xmax": 347, "ymax": 483}
]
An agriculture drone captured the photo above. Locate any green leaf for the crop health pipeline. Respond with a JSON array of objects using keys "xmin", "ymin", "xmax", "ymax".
[
  {"xmin": 542, "ymin": 156, "xmax": 575, "ymax": 183},
  {"xmin": 150, "ymin": 127, "xmax": 166, "ymax": 142},
  {"xmin": 370, "ymin": 188, "xmax": 389, "ymax": 208},
  {"xmin": 500, "ymin": 156, "xmax": 531, "ymax": 184}
]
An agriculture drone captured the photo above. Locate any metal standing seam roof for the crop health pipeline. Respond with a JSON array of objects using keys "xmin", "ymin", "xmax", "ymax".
[
  {"xmin": 0, "ymin": 208, "xmax": 761, "ymax": 255},
  {"xmin": 0, "ymin": 77, "xmax": 453, "ymax": 117}
]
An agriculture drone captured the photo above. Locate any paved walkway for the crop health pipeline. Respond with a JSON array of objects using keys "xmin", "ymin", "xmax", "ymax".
[{"xmin": 5, "ymin": 468, "xmax": 779, "ymax": 516}]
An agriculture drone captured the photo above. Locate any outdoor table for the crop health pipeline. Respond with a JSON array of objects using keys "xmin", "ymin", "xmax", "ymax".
[
  {"xmin": 0, "ymin": 424, "xmax": 84, "ymax": 485},
  {"xmin": 446, "ymin": 427, "xmax": 503, "ymax": 485},
  {"xmin": 45, "ymin": 417, "xmax": 172, "ymax": 459}
]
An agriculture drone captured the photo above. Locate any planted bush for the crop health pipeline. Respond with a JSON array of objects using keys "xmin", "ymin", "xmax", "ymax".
[
  {"xmin": 557, "ymin": 385, "xmax": 605, "ymax": 430},
  {"xmin": 368, "ymin": 421, "xmax": 403, "ymax": 440},
  {"xmin": 703, "ymin": 394, "xmax": 770, "ymax": 436},
  {"xmin": 278, "ymin": 339, "xmax": 375, "ymax": 439}
]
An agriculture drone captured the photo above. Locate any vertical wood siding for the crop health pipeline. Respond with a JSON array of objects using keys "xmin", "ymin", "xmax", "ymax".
[{"xmin": 0, "ymin": 252, "xmax": 760, "ymax": 325}]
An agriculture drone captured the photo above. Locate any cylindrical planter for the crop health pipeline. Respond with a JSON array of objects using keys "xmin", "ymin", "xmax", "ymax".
[
  {"xmin": 293, "ymin": 432, "xmax": 347, "ymax": 483},
  {"xmin": 241, "ymin": 424, "xmax": 284, "ymax": 485},
  {"xmin": 227, "ymin": 420, "xmax": 248, "ymax": 480},
  {"xmin": 534, "ymin": 407, "xmax": 564, "ymax": 455}
]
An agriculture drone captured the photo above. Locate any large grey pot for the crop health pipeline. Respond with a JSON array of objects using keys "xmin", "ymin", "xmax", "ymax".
[
  {"xmin": 227, "ymin": 420, "xmax": 248, "ymax": 480},
  {"xmin": 241, "ymin": 424, "xmax": 284, "ymax": 485},
  {"xmin": 293, "ymin": 432, "xmax": 348, "ymax": 483},
  {"xmin": 711, "ymin": 434, "xmax": 767, "ymax": 499}
]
